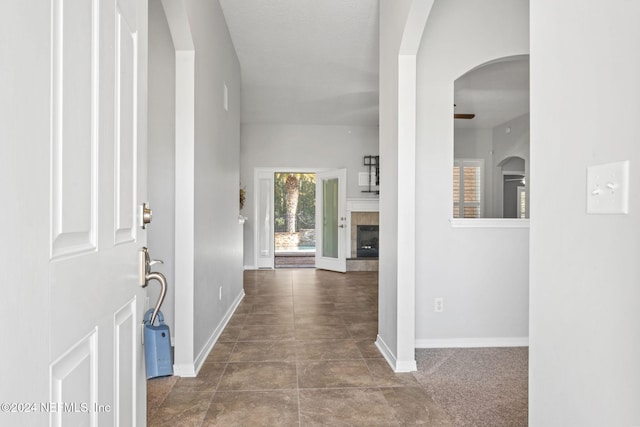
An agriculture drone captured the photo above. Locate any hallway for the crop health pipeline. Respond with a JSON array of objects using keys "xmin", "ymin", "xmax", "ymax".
[{"xmin": 147, "ymin": 269, "xmax": 452, "ymax": 426}]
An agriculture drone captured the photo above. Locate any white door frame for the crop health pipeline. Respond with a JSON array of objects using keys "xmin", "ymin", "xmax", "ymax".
[
  {"xmin": 158, "ymin": 0, "xmax": 197, "ymax": 377},
  {"xmin": 253, "ymin": 167, "xmax": 323, "ymax": 269}
]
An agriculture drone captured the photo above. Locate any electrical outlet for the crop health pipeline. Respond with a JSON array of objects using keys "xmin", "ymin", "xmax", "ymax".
[
  {"xmin": 219, "ymin": 286, "xmax": 222, "ymax": 301},
  {"xmin": 434, "ymin": 297, "xmax": 444, "ymax": 313}
]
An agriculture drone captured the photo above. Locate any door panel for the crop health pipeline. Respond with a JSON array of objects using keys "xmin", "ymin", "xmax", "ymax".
[
  {"xmin": 51, "ymin": 0, "xmax": 98, "ymax": 258},
  {"xmin": 315, "ymin": 169, "xmax": 347, "ymax": 272},
  {"xmin": 115, "ymin": 3, "xmax": 138, "ymax": 244},
  {"xmin": 49, "ymin": 0, "xmax": 147, "ymax": 425},
  {"xmin": 50, "ymin": 331, "xmax": 97, "ymax": 427},
  {"xmin": 114, "ymin": 299, "xmax": 137, "ymax": 425}
]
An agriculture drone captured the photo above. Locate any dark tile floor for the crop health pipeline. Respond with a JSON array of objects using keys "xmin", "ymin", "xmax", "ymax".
[{"xmin": 147, "ymin": 269, "xmax": 452, "ymax": 426}]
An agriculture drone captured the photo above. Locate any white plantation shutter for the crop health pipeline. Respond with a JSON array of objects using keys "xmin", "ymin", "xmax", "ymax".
[
  {"xmin": 518, "ymin": 186, "xmax": 527, "ymax": 219},
  {"xmin": 453, "ymin": 159, "xmax": 483, "ymax": 218}
]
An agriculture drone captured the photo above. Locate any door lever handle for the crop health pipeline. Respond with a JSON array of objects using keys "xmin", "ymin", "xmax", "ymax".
[
  {"xmin": 139, "ymin": 247, "xmax": 168, "ymax": 325},
  {"xmin": 145, "ymin": 271, "xmax": 167, "ymax": 326},
  {"xmin": 139, "ymin": 247, "xmax": 163, "ymax": 287}
]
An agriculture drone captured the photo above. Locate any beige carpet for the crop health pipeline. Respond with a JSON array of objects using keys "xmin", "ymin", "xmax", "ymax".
[{"xmin": 412, "ymin": 347, "xmax": 528, "ymax": 427}]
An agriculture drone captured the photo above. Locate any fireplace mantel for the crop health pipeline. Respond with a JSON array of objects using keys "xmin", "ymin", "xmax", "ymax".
[{"xmin": 346, "ymin": 198, "xmax": 379, "ymax": 213}]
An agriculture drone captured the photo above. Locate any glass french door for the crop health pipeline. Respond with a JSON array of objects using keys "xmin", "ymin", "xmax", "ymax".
[{"xmin": 315, "ymin": 169, "xmax": 347, "ymax": 272}]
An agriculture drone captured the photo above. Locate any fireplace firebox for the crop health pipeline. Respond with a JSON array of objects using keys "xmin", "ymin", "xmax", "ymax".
[{"xmin": 356, "ymin": 225, "xmax": 379, "ymax": 258}]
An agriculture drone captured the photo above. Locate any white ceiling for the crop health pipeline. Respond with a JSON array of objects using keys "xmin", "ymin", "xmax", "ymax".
[
  {"xmin": 454, "ymin": 55, "xmax": 530, "ymax": 129},
  {"xmin": 218, "ymin": 0, "xmax": 380, "ymax": 126}
]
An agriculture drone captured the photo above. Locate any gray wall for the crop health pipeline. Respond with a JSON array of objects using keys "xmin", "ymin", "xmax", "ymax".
[
  {"xmin": 414, "ymin": 0, "xmax": 530, "ymax": 345},
  {"xmin": 148, "ymin": 0, "xmax": 243, "ymax": 370},
  {"xmin": 185, "ymin": 0, "xmax": 243, "ymax": 359},
  {"xmin": 240, "ymin": 124, "xmax": 379, "ymax": 267},
  {"xmin": 529, "ymin": 0, "xmax": 640, "ymax": 424}
]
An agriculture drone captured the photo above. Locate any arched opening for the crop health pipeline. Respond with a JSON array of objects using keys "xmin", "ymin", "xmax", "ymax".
[
  {"xmin": 453, "ymin": 55, "xmax": 530, "ymax": 219},
  {"xmin": 498, "ymin": 156, "xmax": 527, "ymax": 218}
]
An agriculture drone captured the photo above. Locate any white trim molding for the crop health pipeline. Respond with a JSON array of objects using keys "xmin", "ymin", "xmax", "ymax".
[
  {"xmin": 161, "ymin": 0, "xmax": 197, "ymax": 383},
  {"xmin": 376, "ymin": 335, "xmax": 417, "ymax": 373},
  {"xmin": 416, "ymin": 336, "xmax": 529, "ymax": 349},
  {"xmin": 375, "ymin": 335, "xmax": 397, "ymax": 371},
  {"xmin": 346, "ymin": 198, "xmax": 379, "ymax": 212},
  {"xmin": 450, "ymin": 218, "xmax": 530, "ymax": 228}
]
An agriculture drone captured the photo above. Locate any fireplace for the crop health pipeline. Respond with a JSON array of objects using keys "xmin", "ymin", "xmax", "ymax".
[
  {"xmin": 347, "ymin": 207, "xmax": 379, "ymax": 271},
  {"xmin": 356, "ymin": 225, "xmax": 379, "ymax": 258}
]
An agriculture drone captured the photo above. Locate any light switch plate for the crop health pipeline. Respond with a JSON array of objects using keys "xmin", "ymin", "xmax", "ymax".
[{"xmin": 586, "ymin": 160, "xmax": 629, "ymax": 214}]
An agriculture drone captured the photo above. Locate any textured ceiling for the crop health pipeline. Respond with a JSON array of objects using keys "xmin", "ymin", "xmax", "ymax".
[
  {"xmin": 218, "ymin": 0, "xmax": 379, "ymax": 125},
  {"xmin": 454, "ymin": 55, "xmax": 530, "ymax": 129}
]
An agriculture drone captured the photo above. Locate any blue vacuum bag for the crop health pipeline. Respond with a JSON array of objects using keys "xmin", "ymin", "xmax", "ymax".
[{"xmin": 144, "ymin": 309, "xmax": 173, "ymax": 379}]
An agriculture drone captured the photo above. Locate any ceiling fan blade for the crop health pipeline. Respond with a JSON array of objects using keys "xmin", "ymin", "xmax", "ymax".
[{"xmin": 454, "ymin": 113, "xmax": 475, "ymax": 119}]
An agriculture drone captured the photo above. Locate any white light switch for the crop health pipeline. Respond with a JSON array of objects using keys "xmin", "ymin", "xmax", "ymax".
[{"xmin": 586, "ymin": 161, "xmax": 629, "ymax": 214}]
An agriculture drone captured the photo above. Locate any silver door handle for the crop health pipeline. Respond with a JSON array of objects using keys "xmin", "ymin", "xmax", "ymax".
[
  {"xmin": 140, "ymin": 247, "xmax": 168, "ymax": 325},
  {"xmin": 145, "ymin": 271, "xmax": 167, "ymax": 326},
  {"xmin": 139, "ymin": 247, "xmax": 163, "ymax": 286}
]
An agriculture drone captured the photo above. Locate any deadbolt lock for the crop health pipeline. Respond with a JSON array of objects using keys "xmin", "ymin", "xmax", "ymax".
[{"xmin": 141, "ymin": 202, "xmax": 153, "ymax": 229}]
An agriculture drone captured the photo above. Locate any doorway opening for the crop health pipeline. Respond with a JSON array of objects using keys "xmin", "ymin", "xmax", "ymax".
[{"xmin": 274, "ymin": 173, "xmax": 316, "ymax": 268}]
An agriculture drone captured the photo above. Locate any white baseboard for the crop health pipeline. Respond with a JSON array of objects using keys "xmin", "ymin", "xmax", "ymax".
[
  {"xmin": 395, "ymin": 358, "xmax": 418, "ymax": 372},
  {"xmin": 243, "ymin": 265, "xmax": 257, "ymax": 270},
  {"xmin": 375, "ymin": 335, "xmax": 417, "ymax": 373},
  {"xmin": 174, "ymin": 290, "xmax": 245, "ymax": 377},
  {"xmin": 375, "ymin": 335, "xmax": 395, "ymax": 368},
  {"xmin": 173, "ymin": 362, "xmax": 196, "ymax": 377},
  {"xmin": 415, "ymin": 336, "xmax": 529, "ymax": 349}
]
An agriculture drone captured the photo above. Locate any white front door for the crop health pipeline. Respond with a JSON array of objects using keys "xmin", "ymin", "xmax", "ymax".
[
  {"xmin": 48, "ymin": 0, "xmax": 147, "ymax": 425},
  {"xmin": 315, "ymin": 169, "xmax": 347, "ymax": 272}
]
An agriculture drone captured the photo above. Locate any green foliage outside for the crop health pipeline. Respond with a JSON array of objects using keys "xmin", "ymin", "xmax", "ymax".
[{"xmin": 274, "ymin": 173, "xmax": 316, "ymax": 232}]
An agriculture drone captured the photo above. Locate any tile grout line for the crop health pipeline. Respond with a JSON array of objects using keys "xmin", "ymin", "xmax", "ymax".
[{"xmin": 291, "ymin": 271, "xmax": 302, "ymax": 427}]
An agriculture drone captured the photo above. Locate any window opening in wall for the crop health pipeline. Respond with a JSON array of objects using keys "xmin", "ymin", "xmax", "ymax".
[
  {"xmin": 453, "ymin": 54, "xmax": 530, "ymax": 219},
  {"xmin": 274, "ymin": 173, "xmax": 316, "ymax": 268}
]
